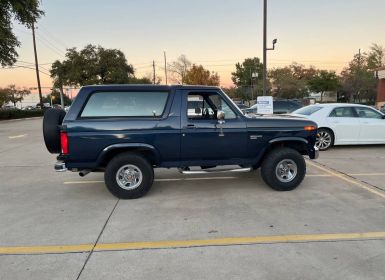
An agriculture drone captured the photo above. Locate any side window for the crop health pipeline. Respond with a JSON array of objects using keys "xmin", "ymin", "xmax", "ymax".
[
  {"xmin": 354, "ymin": 107, "xmax": 383, "ymax": 119},
  {"xmin": 81, "ymin": 91, "xmax": 169, "ymax": 118},
  {"xmin": 207, "ymin": 94, "xmax": 237, "ymax": 119},
  {"xmin": 329, "ymin": 107, "xmax": 355, "ymax": 118},
  {"xmin": 187, "ymin": 92, "xmax": 237, "ymax": 120}
]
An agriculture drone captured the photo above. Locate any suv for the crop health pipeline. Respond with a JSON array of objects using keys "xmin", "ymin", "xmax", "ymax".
[{"xmin": 43, "ymin": 85, "xmax": 318, "ymax": 199}]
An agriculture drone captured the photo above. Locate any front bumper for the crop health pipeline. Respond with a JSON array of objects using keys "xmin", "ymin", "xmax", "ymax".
[{"xmin": 308, "ymin": 146, "xmax": 319, "ymax": 160}]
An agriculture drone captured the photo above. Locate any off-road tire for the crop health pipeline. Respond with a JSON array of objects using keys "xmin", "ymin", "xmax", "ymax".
[
  {"xmin": 261, "ymin": 147, "xmax": 306, "ymax": 191},
  {"xmin": 43, "ymin": 108, "xmax": 66, "ymax": 154},
  {"xmin": 104, "ymin": 153, "xmax": 154, "ymax": 199}
]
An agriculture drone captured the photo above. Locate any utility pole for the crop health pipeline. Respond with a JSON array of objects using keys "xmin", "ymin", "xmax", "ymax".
[
  {"xmin": 262, "ymin": 0, "xmax": 267, "ymax": 96},
  {"xmin": 152, "ymin": 60, "xmax": 156, "ymax": 84},
  {"xmin": 32, "ymin": 22, "xmax": 43, "ymax": 108},
  {"xmin": 262, "ymin": 0, "xmax": 277, "ymax": 96},
  {"xmin": 164, "ymin": 51, "xmax": 168, "ymax": 85}
]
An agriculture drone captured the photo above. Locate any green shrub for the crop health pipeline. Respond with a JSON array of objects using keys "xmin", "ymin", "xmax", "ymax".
[{"xmin": 0, "ymin": 109, "xmax": 44, "ymax": 120}]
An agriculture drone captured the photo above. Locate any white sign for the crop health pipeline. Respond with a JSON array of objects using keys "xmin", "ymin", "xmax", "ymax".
[{"xmin": 257, "ymin": 96, "xmax": 273, "ymax": 114}]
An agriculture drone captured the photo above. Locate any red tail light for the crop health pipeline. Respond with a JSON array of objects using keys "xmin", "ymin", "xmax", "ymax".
[{"xmin": 60, "ymin": 132, "xmax": 69, "ymax": 155}]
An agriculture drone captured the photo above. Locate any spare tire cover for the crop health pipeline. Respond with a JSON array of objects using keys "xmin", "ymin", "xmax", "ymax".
[{"xmin": 43, "ymin": 108, "xmax": 66, "ymax": 154}]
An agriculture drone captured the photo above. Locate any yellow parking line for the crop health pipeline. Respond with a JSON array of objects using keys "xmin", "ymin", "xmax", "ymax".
[
  {"xmin": 2, "ymin": 231, "xmax": 385, "ymax": 255},
  {"xmin": 307, "ymin": 161, "xmax": 385, "ymax": 199},
  {"xmin": 0, "ymin": 244, "xmax": 93, "ymax": 255},
  {"xmin": 349, "ymin": 173, "xmax": 385, "ymax": 176}
]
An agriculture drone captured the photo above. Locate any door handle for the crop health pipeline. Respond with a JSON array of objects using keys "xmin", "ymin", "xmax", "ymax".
[{"xmin": 186, "ymin": 124, "xmax": 196, "ymax": 129}]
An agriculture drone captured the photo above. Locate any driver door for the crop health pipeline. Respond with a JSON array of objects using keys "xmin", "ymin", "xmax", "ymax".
[{"xmin": 180, "ymin": 90, "xmax": 248, "ymax": 163}]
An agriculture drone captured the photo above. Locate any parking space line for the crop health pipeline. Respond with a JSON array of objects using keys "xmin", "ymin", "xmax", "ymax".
[
  {"xmin": 8, "ymin": 134, "xmax": 27, "ymax": 139},
  {"xmin": 2, "ymin": 231, "xmax": 385, "ymax": 255},
  {"xmin": 64, "ymin": 177, "xmax": 238, "ymax": 185},
  {"xmin": 307, "ymin": 160, "xmax": 385, "ymax": 199}
]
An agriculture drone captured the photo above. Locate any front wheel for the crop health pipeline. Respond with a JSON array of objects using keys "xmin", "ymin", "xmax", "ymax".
[
  {"xmin": 261, "ymin": 148, "xmax": 306, "ymax": 191},
  {"xmin": 316, "ymin": 128, "xmax": 334, "ymax": 151},
  {"xmin": 104, "ymin": 153, "xmax": 154, "ymax": 199}
]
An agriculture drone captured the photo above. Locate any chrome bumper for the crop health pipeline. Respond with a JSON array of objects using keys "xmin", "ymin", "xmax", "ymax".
[
  {"xmin": 54, "ymin": 161, "xmax": 67, "ymax": 172},
  {"xmin": 313, "ymin": 147, "xmax": 319, "ymax": 160}
]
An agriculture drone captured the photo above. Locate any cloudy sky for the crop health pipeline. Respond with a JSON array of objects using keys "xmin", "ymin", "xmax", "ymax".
[{"xmin": 1, "ymin": 0, "xmax": 385, "ymax": 93}]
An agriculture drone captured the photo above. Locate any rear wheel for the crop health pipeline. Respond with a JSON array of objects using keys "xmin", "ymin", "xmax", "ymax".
[
  {"xmin": 316, "ymin": 128, "xmax": 334, "ymax": 151},
  {"xmin": 104, "ymin": 153, "xmax": 154, "ymax": 199},
  {"xmin": 261, "ymin": 148, "xmax": 306, "ymax": 191}
]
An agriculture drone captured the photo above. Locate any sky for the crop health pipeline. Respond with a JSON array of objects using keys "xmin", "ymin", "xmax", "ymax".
[{"xmin": 1, "ymin": 0, "xmax": 385, "ymax": 94}]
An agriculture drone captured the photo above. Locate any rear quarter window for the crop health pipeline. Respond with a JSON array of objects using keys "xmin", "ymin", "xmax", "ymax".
[{"xmin": 80, "ymin": 91, "xmax": 169, "ymax": 118}]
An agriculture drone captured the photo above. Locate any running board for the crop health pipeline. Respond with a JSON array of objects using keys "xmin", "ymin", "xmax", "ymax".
[{"xmin": 178, "ymin": 167, "xmax": 252, "ymax": 175}]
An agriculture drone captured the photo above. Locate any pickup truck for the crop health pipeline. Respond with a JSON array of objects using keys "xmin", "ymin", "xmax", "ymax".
[{"xmin": 43, "ymin": 85, "xmax": 319, "ymax": 199}]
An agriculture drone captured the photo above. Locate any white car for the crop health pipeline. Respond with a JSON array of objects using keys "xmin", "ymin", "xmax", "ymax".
[{"xmin": 292, "ymin": 103, "xmax": 385, "ymax": 150}]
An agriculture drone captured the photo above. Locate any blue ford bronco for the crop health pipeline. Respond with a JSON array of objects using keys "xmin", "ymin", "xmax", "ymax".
[{"xmin": 43, "ymin": 85, "xmax": 319, "ymax": 199}]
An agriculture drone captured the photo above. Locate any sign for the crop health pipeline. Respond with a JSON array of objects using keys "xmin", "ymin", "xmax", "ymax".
[{"xmin": 257, "ymin": 96, "xmax": 273, "ymax": 114}]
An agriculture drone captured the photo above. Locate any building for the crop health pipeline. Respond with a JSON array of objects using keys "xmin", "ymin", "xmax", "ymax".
[{"xmin": 375, "ymin": 67, "xmax": 385, "ymax": 109}]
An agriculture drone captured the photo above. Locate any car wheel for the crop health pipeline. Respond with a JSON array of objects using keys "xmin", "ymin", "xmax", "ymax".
[
  {"xmin": 104, "ymin": 153, "xmax": 154, "ymax": 199},
  {"xmin": 261, "ymin": 148, "xmax": 306, "ymax": 191},
  {"xmin": 43, "ymin": 108, "xmax": 66, "ymax": 154},
  {"xmin": 316, "ymin": 128, "xmax": 334, "ymax": 151}
]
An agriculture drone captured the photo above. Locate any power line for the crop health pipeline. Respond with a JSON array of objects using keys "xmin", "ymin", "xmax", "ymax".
[
  {"xmin": 36, "ymin": 34, "xmax": 65, "ymax": 57},
  {"xmin": 38, "ymin": 24, "xmax": 69, "ymax": 49}
]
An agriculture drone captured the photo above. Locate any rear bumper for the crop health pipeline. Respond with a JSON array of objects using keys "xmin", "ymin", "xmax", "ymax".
[{"xmin": 54, "ymin": 161, "xmax": 67, "ymax": 172}]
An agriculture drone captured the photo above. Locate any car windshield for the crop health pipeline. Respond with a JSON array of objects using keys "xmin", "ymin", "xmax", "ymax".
[{"xmin": 293, "ymin": 105, "xmax": 322, "ymax": 115}]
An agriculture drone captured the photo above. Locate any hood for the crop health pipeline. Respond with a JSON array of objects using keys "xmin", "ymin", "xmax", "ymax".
[{"xmin": 245, "ymin": 113, "xmax": 317, "ymax": 129}]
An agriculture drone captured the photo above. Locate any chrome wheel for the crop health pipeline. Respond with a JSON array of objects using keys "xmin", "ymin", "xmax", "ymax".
[
  {"xmin": 316, "ymin": 130, "xmax": 332, "ymax": 150},
  {"xmin": 275, "ymin": 159, "xmax": 298, "ymax": 183},
  {"xmin": 116, "ymin": 164, "xmax": 143, "ymax": 190}
]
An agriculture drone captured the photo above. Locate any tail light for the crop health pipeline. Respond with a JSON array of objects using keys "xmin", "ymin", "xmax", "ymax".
[{"xmin": 60, "ymin": 132, "xmax": 69, "ymax": 155}]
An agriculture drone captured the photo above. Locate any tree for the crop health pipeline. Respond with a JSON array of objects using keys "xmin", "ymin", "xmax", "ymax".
[
  {"xmin": 340, "ymin": 47, "xmax": 380, "ymax": 103},
  {"xmin": 50, "ymin": 45, "xmax": 135, "ymax": 87},
  {"xmin": 42, "ymin": 89, "xmax": 71, "ymax": 106},
  {"xmin": 128, "ymin": 76, "xmax": 152, "ymax": 84},
  {"xmin": 367, "ymin": 43, "xmax": 385, "ymax": 70},
  {"xmin": 231, "ymin": 57, "xmax": 263, "ymax": 99},
  {"xmin": 0, "ymin": 88, "xmax": 9, "ymax": 107},
  {"xmin": 269, "ymin": 63, "xmax": 318, "ymax": 99},
  {"xmin": 1, "ymin": 85, "xmax": 30, "ymax": 107},
  {"xmin": 308, "ymin": 70, "xmax": 340, "ymax": 102},
  {"xmin": 0, "ymin": 0, "xmax": 44, "ymax": 66},
  {"xmin": 169, "ymin": 55, "xmax": 192, "ymax": 84},
  {"xmin": 183, "ymin": 65, "xmax": 220, "ymax": 86}
]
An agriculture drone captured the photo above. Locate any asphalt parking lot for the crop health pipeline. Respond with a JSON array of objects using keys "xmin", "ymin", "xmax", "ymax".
[{"xmin": 1, "ymin": 118, "xmax": 385, "ymax": 280}]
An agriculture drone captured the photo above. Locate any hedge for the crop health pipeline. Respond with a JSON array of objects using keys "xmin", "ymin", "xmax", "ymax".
[{"xmin": 0, "ymin": 109, "xmax": 44, "ymax": 120}]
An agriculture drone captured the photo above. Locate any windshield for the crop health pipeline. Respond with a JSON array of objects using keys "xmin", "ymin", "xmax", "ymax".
[{"xmin": 293, "ymin": 105, "xmax": 322, "ymax": 116}]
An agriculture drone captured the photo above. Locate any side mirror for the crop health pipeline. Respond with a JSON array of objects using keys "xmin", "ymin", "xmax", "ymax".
[{"xmin": 217, "ymin": 110, "xmax": 225, "ymax": 121}]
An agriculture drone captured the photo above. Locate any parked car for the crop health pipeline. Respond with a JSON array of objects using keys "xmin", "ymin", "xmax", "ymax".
[
  {"xmin": 22, "ymin": 106, "xmax": 36, "ymax": 111},
  {"xmin": 292, "ymin": 103, "xmax": 385, "ymax": 150},
  {"xmin": 1, "ymin": 105, "xmax": 17, "ymax": 110},
  {"xmin": 245, "ymin": 100, "xmax": 302, "ymax": 115},
  {"xmin": 43, "ymin": 85, "xmax": 318, "ymax": 199}
]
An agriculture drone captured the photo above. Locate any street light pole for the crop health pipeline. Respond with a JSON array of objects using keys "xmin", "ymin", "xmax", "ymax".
[
  {"xmin": 164, "ymin": 51, "xmax": 168, "ymax": 85},
  {"xmin": 262, "ymin": 0, "xmax": 277, "ymax": 96},
  {"xmin": 263, "ymin": 0, "xmax": 267, "ymax": 96}
]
